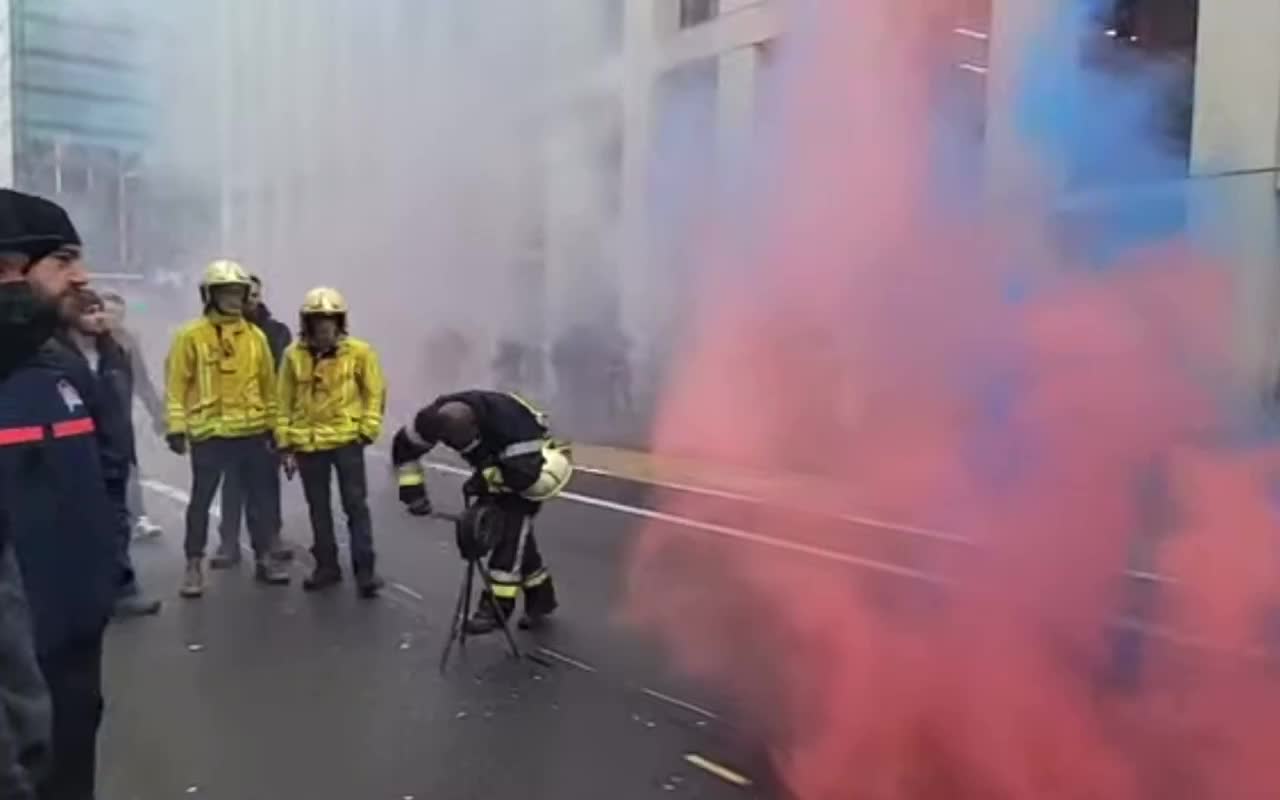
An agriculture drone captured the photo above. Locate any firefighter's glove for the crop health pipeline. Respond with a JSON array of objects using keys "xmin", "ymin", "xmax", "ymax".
[
  {"xmin": 399, "ymin": 483, "xmax": 433, "ymax": 517},
  {"xmin": 166, "ymin": 434, "xmax": 187, "ymax": 456},
  {"xmin": 462, "ymin": 472, "xmax": 488, "ymax": 500}
]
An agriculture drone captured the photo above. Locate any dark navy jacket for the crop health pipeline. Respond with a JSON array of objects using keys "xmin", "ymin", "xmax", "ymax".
[
  {"xmin": 0, "ymin": 342, "xmax": 120, "ymax": 655},
  {"xmin": 54, "ymin": 334, "xmax": 135, "ymax": 471},
  {"xmin": 394, "ymin": 390, "xmax": 551, "ymax": 516},
  {"xmin": 249, "ymin": 304, "xmax": 292, "ymax": 368}
]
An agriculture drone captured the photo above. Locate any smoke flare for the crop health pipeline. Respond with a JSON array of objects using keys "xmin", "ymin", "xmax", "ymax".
[{"xmin": 628, "ymin": 2, "xmax": 1280, "ymax": 797}]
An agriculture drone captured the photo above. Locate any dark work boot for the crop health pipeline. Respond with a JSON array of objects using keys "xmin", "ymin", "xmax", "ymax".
[
  {"xmin": 355, "ymin": 570, "xmax": 385, "ymax": 599},
  {"xmin": 209, "ymin": 543, "xmax": 241, "ymax": 570},
  {"xmin": 254, "ymin": 557, "xmax": 290, "ymax": 586},
  {"xmin": 113, "ymin": 592, "xmax": 162, "ymax": 619},
  {"xmin": 463, "ymin": 595, "xmax": 512, "ymax": 635},
  {"xmin": 519, "ymin": 576, "xmax": 558, "ymax": 630},
  {"xmin": 518, "ymin": 609, "xmax": 555, "ymax": 631},
  {"xmin": 302, "ymin": 565, "xmax": 342, "ymax": 592}
]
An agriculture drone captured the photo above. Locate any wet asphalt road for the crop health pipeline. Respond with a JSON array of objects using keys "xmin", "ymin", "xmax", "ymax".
[{"xmin": 99, "ymin": 443, "xmax": 783, "ymax": 800}]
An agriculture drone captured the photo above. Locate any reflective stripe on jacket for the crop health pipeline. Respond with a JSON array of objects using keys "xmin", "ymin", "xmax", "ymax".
[
  {"xmin": 275, "ymin": 337, "xmax": 386, "ymax": 452},
  {"xmin": 164, "ymin": 313, "xmax": 277, "ymax": 442}
]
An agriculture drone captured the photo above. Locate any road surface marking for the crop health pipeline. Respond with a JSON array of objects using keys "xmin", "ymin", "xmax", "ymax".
[
  {"xmin": 684, "ymin": 754, "xmax": 752, "ymax": 787},
  {"xmin": 380, "ymin": 448, "xmax": 963, "ymax": 544},
  {"xmin": 641, "ymin": 687, "xmax": 719, "ymax": 720},
  {"xmin": 395, "ymin": 457, "xmax": 1166, "ymax": 585},
  {"xmin": 147, "ymin": 471, "xmax": 1163, "ymax": 587},
  {"xmin": 368, "ymin": 458, "xmax": 946, "ymax": 582},
  {"xmin": 556, "ymin": 490, "xmax": 946, "ymax": 583},
  {"xmin": 575, "ymin": 464, "xmax": 967, "ymax": 544},
  {"xmin": 392, "ymin": 583, "xmax": 425, "ymax": 601},
  {"xmin": 536, "ymin": 646, "xmax": 598, "ymax": 673},
  {"xmin": 141, "ymin": 479, "xmax": 199, "ymax": 509}
]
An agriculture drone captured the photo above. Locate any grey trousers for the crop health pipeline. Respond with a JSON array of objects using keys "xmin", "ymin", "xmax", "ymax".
[
  {"xmin": 125, "ymin": 466, "xmax": 146, "ymax": 525},
  {"xmin": 217, "ymin": 454, "xmax": 283, "ymax": 554},
  {"xmin": 296, "ymin": 444, "xmax": 375, "ymax": 574},
  {"xmin": 185, "ymin": 435, "xmax": 280, "ymax": 560},
  {"xmin": 0, "ymin": 547, "xmax": 51, "ymax": 798}
]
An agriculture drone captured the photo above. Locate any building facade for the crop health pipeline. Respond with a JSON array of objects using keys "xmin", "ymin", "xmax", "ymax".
[
  {"xmin": 593, "ymin": 0, "xmax": 1280, "ymax": 386},
  {"xmin": 0, "ymin": 0, "xmax": 150, "ymax": 274}
]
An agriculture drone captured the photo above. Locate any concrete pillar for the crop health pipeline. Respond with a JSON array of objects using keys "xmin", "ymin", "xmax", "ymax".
[
  {"xmin": 618, "ymin": 0, "xmax": 671, "ymax": 354},
  {"xmin": 1190, "ymin": 0, "xmax": 1280, "ymax": 390},
  {"xmin": 716, "ymin": 45, "xmax": 757, "ymax": 174}
]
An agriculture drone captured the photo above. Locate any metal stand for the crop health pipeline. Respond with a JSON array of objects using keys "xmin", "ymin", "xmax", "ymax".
[
  {"xmin": 432, "ymin": 509, "xmax": 525, "ymax": 675},
  {"xmin": 438, "ymin": 556, "xmax": 524, "ymax": 674}
]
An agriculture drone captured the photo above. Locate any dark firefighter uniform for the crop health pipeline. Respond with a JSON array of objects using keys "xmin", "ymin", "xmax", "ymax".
[
  {"xmin": 391, "ymin": 390, "xmax": 572, "ymax": 632},
  {"xmin": 0, "ymin": 343, "xmax": 119, "ymax": 799},
  {"xmin": 0, "ymin": 189, "xmax": 120, "ymax": 799}
]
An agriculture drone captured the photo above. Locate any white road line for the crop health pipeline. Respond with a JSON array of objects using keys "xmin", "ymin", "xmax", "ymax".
[
  {"xmin": 571, "ymin": 464, "xmax": 967, "ymax": 544},
  {"xmin": 375, "ymin": 447, "xmax": 965, "ymax": 544},
  {"xmin": 146, "ymin": 468, "xmax": 1166, "ymax": 586},
  {"xmin": 392, "ymin": 583, "xmax": 425, "ymax": 601},
  {"xmin": 640, "ymin": 688, "xmax": 719, "ymax": 721},
  {"xmin": 561, "ymin": 489, "xmax": 946, "ymax": 582},
  {"xmin": 373, "ymin": 458, "xmax": 944, "ymax": 581},
  {"xmin": 141, "ymin": 478, "xmax": 201, "ymax": 511},
  {"xmin": 684, "ymin": 754, "xmax": 753, "ymax": 787},
  {"xmin": 536, "ymin": 646, "xmax": 598, "ymax": 673}
]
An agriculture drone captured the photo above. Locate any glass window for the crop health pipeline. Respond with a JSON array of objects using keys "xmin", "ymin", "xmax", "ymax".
[
  {"xmin": 18, "ymin": 14, "xmax": 137, "ymax": 67},
  {"xmin": 18, "ymin": 54, "xmax": 143, "ymax": 99},
  {"xmin": 679, "ymin": 0, "xmax": 718, "ymax": 29},
  {"xmin": 1088, "ymin": 0, "xmax": 1198, "ymax": 167},
  {"xmin": 18, "ymin": 90, "xmax": 148, "ymax": 141}
]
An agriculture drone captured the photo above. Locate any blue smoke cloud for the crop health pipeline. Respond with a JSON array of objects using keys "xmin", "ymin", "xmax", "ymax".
[{"xmin": 1013, "ymin": 0, "xmax": 1194, "ymax": 268}]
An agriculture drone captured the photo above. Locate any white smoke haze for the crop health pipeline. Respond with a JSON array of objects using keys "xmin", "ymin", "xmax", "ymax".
[{"xmin": 73, "ymin": 0, "xmax": 667, "ymax": 438}]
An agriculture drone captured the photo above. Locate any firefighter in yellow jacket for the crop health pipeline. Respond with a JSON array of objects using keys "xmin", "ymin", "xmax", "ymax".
[
  {"xmin": 166, "ymin": 259, "xmax": 290, "ymax": 597},
  {"xmin": 276, "ymin": 287, "xmax": 387, "ymax": 597}
]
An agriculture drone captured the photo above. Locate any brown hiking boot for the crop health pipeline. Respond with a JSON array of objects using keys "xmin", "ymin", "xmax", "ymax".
[{"xmin": 179, "ymin": 559, "xmax": 205, "ymax": 598}]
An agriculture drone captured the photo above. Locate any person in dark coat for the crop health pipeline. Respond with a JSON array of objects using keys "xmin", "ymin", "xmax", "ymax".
[
  {"xmin": 212, "ymin": 273, "xmax": 293, "ymax": 568},
  {"xmin": 0, "ymin": 279, "xmax": 54, "ymax": 799},
  {"xmin": 0, "ymin": 189, "xmax": 120, "ymax": 800},
  {"xmin": 99, "ymin": 290, "xmax": 165, "ymax": 539},
  {"xmin": 60, "ymin": 289, "xmax": 161, "ymax": 618}
]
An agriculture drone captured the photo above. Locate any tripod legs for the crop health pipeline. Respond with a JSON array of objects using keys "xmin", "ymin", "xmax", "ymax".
[
  {"xmin": 438, "ymin": 561, "xmax": 474, "ymax": 674},
  {"xmin": 474, "ymin": 560, "xmax": 523, "ymax": 660},
  {"xmin": 438, "ymin": 558, "xmax": 523, "ymax": 674}
]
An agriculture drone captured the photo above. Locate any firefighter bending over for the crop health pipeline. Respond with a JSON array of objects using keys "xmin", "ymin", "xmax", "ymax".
[
  {"xmin": 277, "ymin": 287, "xmax": 387, "ymax": 597},
  {"xmin": 165, "ymin": 259, "xmax": 289, "ymax": 597},
  {"xmin": 391, "ymin": 391, "xmax": 572, "ymax": 633}
]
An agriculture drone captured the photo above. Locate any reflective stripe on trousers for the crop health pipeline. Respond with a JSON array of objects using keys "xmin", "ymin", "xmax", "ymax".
[{"xmin": 487, "ymin": 517, "xmax": 530, "ymax": 599}]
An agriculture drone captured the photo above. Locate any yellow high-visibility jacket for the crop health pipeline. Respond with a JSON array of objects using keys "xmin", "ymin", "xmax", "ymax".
[
  {"xmin": 165, "ymin": 313, "xmax": 278, "ymax": 442},
  {"xmin": 275, "ymin": 337, "xmax": 386, "ymax": 452}
]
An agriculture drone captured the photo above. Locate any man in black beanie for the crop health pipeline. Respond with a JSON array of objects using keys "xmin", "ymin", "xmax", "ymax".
[{"xmin": 0, "ymin": 189, "xmax": 122, "ymax": 799}]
